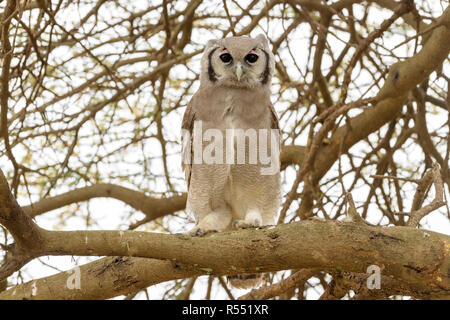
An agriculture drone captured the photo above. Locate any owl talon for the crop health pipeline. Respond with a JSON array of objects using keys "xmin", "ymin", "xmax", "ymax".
[
  {"xmin": 232, "ymin": 219, "xmax": 250, "ymax": 229},
  {"xmin": 188, "ymin": 227, "xmax": 217, "ymax": 237},
  {"xmin": 188, "ymin": 226, "xmax": 202, "ymax": 237},
  {"xmin": 232, "ymin": 219, "xmax": 261, "ymax": 229}
]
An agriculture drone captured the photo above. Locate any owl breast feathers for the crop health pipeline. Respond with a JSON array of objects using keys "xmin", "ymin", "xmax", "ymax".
[{"xmin": 180, "ymin": 34, "xmax": 281, "ymax": 288}]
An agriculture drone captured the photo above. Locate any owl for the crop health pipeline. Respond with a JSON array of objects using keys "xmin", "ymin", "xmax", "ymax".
[{"xmin": 181, "ymin": 34, "xmax": 281, "ymax": 289}]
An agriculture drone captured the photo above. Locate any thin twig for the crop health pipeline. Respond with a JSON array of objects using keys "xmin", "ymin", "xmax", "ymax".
[{"xmin": 238, "ymin": 269, "xmax": 318, "ymax": 300}]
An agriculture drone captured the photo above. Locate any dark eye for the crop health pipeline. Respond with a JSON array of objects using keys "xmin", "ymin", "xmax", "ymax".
[
  {"xmin": 219, "ymin": 53, "xmax": 233, "ymax": 63},
  {"xmin": 245, "ymin": 53, "xmax": 258, "ymax": 63}
]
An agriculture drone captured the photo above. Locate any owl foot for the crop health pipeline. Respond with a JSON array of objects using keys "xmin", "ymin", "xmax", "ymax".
[
  {"xmin": 232, "ymin": 218, "xmax": 261, "ymax": 230},
  {"xmin": 188, "ymin": 226, "xmax": 217, "ymax": 237},
  {"xmin": 306, "ymin": 216, "xmax": 325, "ymax": 221}
]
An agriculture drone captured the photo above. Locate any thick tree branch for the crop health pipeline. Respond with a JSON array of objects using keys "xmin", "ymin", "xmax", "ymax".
[
  {"xmin": 0, "ymin": 170, "xmax": 43, "ymax": 251},
  {"xmin": 297, "ymin": 6, "xmax": 450, "ymax": 216},
  {"xmin": 1, "ymin": 256, "xmax": 202, "ymax": 300},
  {"xmin": 317, "ymin": 5, "xmax": 450, "ymax": 181},
  {"xmin": 0, "ymin": 219, "xmax": 448, "ymax": 299}
]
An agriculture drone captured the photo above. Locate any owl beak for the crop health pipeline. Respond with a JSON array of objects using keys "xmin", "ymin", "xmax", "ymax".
[{"xmin": 235, "ymin": 62, "xmax": 243, "ymax": 81}]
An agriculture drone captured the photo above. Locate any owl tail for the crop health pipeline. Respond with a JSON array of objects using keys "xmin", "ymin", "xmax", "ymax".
[{"xmin": 227, "ymin": 273, "xmax": 263, "ymax": 289}]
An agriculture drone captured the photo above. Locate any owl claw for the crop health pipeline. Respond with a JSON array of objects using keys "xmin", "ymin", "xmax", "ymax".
[
  {"xmin": 232, "ymin": 219, "xmax": 261, "ymax": 230},
  {"xmin": 188, "ymin": 226, "xmax": 217, "ymax": 237},
  {"xmin": 190, "ymin": 227, "xmax": 202, "ymax": 236}
]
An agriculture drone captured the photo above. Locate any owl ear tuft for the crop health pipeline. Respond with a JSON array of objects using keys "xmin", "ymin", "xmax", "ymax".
[
  {"xmin": 205, "ymin": 39, "xmax": 220, "ymax": 49},
  {"xmin": 255, "ymin": 34, "xmax": 269, "ymax": 49}
]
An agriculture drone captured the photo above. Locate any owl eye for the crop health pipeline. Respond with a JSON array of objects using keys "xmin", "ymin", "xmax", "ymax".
[
  {"xmin": 245, "ymin": 53, "xmax": 259, "ymax": 63},
  {"xmin": 219, "ymin": 53, "xmax": 233, "ymax": 63}
]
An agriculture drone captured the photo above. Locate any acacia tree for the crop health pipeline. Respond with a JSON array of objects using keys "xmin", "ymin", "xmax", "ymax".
[{"xmin": 0, "ymin": 0, "xmax": 449, "ymax": 300}]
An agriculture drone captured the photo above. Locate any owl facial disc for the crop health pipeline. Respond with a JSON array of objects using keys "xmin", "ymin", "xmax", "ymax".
[{"xmin": 201, "ymin": 35, "xmax": 274, "ymax": 88}]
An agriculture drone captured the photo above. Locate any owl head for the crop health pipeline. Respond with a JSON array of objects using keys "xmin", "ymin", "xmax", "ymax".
[{"xmin": 200, "ymin": 34, "xmax": 275, "ymax": 89}]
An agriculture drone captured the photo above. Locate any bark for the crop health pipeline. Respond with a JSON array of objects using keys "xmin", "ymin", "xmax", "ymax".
[{"xmin": 0, "ymin": 220, "xmax": 448, "ymax": 299}]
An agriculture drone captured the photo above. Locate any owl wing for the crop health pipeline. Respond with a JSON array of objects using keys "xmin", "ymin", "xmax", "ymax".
[
  {"xmin": 268, "ymin": 102, "xmax": 280, "ymax": 130},
  {"xmin": 181, "ymin": 98, "xmax": 196, "ymax": 190},
  {"xmin": 269, "ymin": 102, "xmax": 281, "ymax": 151}
]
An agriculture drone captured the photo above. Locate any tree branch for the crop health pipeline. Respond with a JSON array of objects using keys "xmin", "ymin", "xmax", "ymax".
[
  {"xmin": 0, "ymin": 219, "xmax": 448, "ymax": 299},
  {"xmin": 0, "ymin": 170, "xmax": 43, "ymax": 251},
  {"xmin": 238, "ymin": 269, "xmax": 318, "ymax": 300},
  {"xmin": 407, "ymin": 164, "xmax": 445, "ymax": 227},
  {"xmin": 298, "ymin": 6, "xmax": 450, "ymax": 216},
  {"xmin": 22, "ymin": 183, "xmax": 187, "ymax": 221}
]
